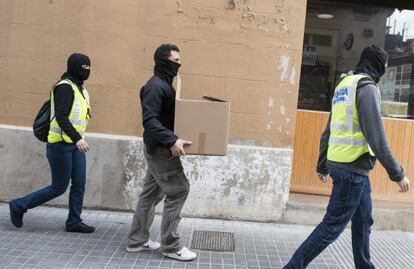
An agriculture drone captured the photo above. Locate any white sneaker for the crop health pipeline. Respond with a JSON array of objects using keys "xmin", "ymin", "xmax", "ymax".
[
  {"xmin": 126, "ymin": 240, "xmax": 161, "ymax": 252},
  {"xmin": 162, "ymin": 246, "xmax": 197, "ymax": 261}
]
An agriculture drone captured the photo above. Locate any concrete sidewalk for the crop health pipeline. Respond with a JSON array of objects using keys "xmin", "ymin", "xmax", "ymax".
[
  {"xmin": 283, "ymin": 193, "xmax": 414, "ymax": 232},
  {"xmin": 0, "ymin": 203, "xmax": 413, "ymax": 269}
]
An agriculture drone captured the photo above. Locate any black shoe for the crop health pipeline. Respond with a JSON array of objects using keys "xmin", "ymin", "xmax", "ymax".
[
  {"xmin": 9, "ymin": 202, "xmax": 23, "ymax": 228},
  {"xmin": 66, "ymin": 222, "xmax": 95, "ymax": 233}
]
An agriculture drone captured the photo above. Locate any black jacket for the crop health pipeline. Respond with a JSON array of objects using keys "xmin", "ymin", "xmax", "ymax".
[
  {"xmin": 51, "ymin": 73, "xmax": 86, "ymax": 144},
  {"xmin": 140, "ymin": 75, "xmax": 178, "ymax": 154}
]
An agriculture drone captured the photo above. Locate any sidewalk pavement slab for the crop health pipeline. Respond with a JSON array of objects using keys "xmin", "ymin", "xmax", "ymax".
[{"xmin": 0, "ymin": 203, "xmax": 413, "ymax": 269}]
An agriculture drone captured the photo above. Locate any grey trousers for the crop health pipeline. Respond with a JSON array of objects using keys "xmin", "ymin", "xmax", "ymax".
[{"xmin": 128, "ymin": 147, "xmax": 190, "ymax": 253}]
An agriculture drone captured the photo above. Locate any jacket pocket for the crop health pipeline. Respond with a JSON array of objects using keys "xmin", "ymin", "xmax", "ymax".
[{"xmin": 154, "ymin": 148, "xmax": 176, "ymax": 161}]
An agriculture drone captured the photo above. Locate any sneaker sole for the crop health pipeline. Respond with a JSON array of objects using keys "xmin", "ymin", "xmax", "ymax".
[
  {"xmin": 126, "ymin": 246, "xmax": 160, "ymax": 253},
  {"xmin": 162, "ymin": 253, "xmax": 197, "ymax": 261}
]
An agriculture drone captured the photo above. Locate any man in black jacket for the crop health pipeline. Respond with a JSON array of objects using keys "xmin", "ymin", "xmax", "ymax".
[
  {"xmin": 283, "ymin": 45, "xmax": 410, "ymax": 269},
  {"xmin": 127, "ymin": 44, "xmax": 196, "ymax": 261}
]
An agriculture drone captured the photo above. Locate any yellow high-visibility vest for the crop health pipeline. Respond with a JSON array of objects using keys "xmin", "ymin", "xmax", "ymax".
[
  {"xmin": 48, "ymin": 79, "xmax": 90, "ymax": 144},
  {"xmin": 327, "ymin": 74, "xmax": 376, "ymax": 162}
]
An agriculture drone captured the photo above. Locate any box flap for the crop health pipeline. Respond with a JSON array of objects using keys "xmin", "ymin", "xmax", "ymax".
[
  {"xmin": 176, "ymin": 74, "xmax": 183, "ymax": 100},
  {"xmin": 202, "ymin": 96, "xmax": 227, "ymax": 102},
  {"xmin": 176, "ymin": 74, "xmax": 227, "ymax": 102}
]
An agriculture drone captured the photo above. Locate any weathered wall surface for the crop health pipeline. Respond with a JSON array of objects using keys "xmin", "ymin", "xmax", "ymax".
[
  {"xmin": 0, "ymin": 1, "xmax": 307, "ymax": 220},
  {"xmin": 0, "ymin": 125, "xmax": 292, "ymax": 221},
  {"xmin": 0, "ymin": 0, "xmax": 306, "ymax": 148}
]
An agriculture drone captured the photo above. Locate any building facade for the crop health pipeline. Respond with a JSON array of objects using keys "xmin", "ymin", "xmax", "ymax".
[
  {"xmin": 0, "ymin": 0, "xmax": 306, "ymax": 221},
  {"xmin": 0, "ymin": 0, "xmax": 413, "ymax": 221}
]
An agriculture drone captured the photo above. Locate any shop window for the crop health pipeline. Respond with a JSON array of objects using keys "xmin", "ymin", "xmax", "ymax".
[
  {"xmin": 298, "ymin": 1, "xmax": 414, "ymax": 118},
  {"xmin": 305, "ymin": 33, "xmax": 333, "ymax": 47}
]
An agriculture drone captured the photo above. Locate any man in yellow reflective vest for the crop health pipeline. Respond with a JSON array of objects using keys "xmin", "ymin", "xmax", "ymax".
[
  {"xmin": 9, "ymin": 53, "xmax": 95, "ymax": 233},
  {"xmin": 284, "ymin": 46, "xmax": 411, "ymax": 269}
]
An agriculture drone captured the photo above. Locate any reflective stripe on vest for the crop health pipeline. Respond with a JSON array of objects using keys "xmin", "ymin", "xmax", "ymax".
[
  {"xmin": 48, "ymin": 79, "xmax": 90, "ymax": 144},
  {"xmin": 49, "ymin": 126, "xmax": 85, "ymax": 137},
  {"xmin": 327, "ymin": 74, "xmax": 376, "ymax": 163},
  {"xmin": 329, "ymin": 136, "xmax": 368, "ymax": 147},
  {"xmin": 330, "ymin": 123, "xmax": 361, "ymax": 132}
]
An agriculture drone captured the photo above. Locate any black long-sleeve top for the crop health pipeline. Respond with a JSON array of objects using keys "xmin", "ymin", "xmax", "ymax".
[{"xmin": 140, "ymin": 75, "xmax": 178, "ymax": 154}]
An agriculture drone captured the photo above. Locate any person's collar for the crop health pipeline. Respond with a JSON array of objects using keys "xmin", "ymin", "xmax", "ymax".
[{"xmin": 61, "ymin": 72, "xmax": 84, "ymax": 86}]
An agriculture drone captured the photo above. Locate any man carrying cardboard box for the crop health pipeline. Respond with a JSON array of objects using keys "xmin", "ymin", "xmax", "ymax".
[{"xmin": 126, "ymin": 44, "xmax": 197, "ymax": 261}]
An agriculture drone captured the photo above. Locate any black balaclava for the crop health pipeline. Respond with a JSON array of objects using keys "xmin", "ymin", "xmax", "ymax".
[
  {"xmin": 67, "ymin": 53, "xmax": 91, "ymax": 82},
  {"xmin": 153, "ymin": 50, "xmax": 181, "ymax": 85},
  {"xmin": 355, "ymin": 45, "xmax": 389, "ymax": 83}
]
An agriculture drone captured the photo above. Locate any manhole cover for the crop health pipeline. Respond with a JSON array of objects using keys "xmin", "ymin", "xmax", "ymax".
[{"xmin": 191, "ymin": 230, "xmax": 234, "ymax": 251}]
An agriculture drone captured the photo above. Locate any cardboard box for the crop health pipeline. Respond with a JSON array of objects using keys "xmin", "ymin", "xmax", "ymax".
[{"xmin": 174, "ymin": 76, "xmax": 230, "ymax": 156}]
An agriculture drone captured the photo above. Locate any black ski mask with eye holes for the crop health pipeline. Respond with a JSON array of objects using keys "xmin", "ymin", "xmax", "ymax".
[{"xmin": 67, "ymin": 53, "xmax": 91, "ymax": 82}]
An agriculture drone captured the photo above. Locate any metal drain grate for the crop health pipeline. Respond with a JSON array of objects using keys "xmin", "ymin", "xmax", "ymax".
[{"xmin": 191, "ymin": 230, "xmax": 235, "ymax": 251}]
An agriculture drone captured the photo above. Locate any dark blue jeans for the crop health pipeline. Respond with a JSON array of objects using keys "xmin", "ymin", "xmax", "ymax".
[
  {"xmin": 284, "ymin": 166, "xmax": 375, "ymax": 269},
  {"xmin": 10, "ymin": 143, "xmax": 86, "ymax": 229}
]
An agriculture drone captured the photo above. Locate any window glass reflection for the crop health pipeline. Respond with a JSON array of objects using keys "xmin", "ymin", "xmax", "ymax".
[{"xmin": 298, "ymin": 2, "xmax": 414, "ymax": 118}]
